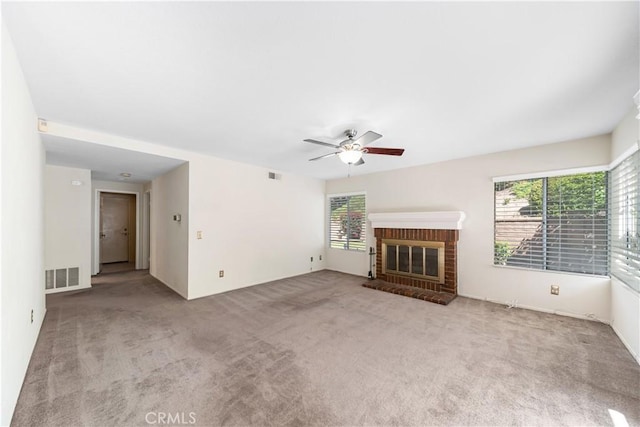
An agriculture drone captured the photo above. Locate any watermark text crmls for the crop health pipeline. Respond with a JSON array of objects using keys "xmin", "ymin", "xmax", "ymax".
[{"xmin": 145, "ymin": 412, "xmax": 196, "ymax": 425}]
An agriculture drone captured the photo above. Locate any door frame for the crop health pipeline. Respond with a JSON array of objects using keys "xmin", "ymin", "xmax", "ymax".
[
  {"xmin": 141, "ymin": 190, "xmax": 151, "ymax": 270},
  {"xmin": 94, "ymin": 189, "xmax": 141, "ymax": 273}
]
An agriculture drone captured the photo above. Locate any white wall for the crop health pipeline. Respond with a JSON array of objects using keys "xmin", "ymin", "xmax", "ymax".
[
  {"xmin": 42, "ymin": 122, "xmax": 327, "ymax": 301},
  {"xmin": 45, "ymin": 165, "xmax": 92, "ymax": 291},
  {"xmin": 91, "ymin": 179, "xmax": 145, "ymax": 274},
  {"xmin": 610, "ymin": 106, "xmax": 640, "ymax": 363},
  {"xmin": 151, "ymin": 163, "xmax": 189, "ymax": 298},
  {"xmin": 611, "ymin": 278, "xmax": 640, "ymax": 363},
  {"xmin": 188, "ymin": 157, "xmax": 326, "ymax": 300},
  {"xmin": 326, "ymin": 135, "xmax": 612, "ymax": 321},
  {"xmin": 611, "ymin": 107, "xmax": 639, "ymax": 161},
  {"xmin": 1, "ymin": 23, "xmax": 46, "ymax": 425}
]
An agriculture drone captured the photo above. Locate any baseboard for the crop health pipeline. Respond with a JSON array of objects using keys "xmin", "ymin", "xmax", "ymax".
[
  {"xmin": 186, "ymin": 268, "xmax": 331, "ymax": 301},
  {"xmin": 149, "ymin": 274, "xmax": 188, "ymax": 300},
  {"xmin": 611, "ymin": 323, "xmax": 640, "ymax": 366},
  {"xmin": 458, "ymin": 292, "xmax": 639, "ymax": 366},
  {"xmin": 457, "ymin": 292, "xmax": 609, "ymax": 323},
  {"xmin": 45, "ymin": 284, "xmax": 92, "ymax": 295}
]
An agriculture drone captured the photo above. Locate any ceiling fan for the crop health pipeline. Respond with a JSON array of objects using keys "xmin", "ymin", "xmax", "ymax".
[{"xmin": 304, "ymin": 129, "xmax": 405, "ymax": 166}]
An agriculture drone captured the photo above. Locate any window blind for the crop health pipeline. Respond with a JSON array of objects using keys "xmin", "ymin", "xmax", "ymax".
[
  {"xmin": 329, "ymin": 194, "xmax": 366, "ymax": 251},
  {"xmin": 610, "ymin": 150, "xmax": 640, "ymax": 292},
  {"xmin": 494, "ymin": 179, "xmax": 544, "ymax": 269},
  {"xmin": 494, "ymin": 172, "xmax": 608, "ymax": 276}
]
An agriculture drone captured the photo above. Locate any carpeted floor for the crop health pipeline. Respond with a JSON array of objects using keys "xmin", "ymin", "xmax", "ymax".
[
  {"xmin": 12, "ymin": 270, "xmax": 640, "ymax": 426},
  {"xmin": 99, "ymin": 261, "xmax": 136, "ymax": 275}
]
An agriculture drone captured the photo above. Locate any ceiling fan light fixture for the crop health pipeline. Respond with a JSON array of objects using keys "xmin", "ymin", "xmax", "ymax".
[{"xmin": 338, "ymin": 149, "xmax": 363, "ymax": 164}]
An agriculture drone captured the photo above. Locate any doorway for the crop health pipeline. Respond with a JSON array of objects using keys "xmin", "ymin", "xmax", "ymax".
[{"xmin": 99, "ymin": 192, "xmax": 136, "ymax": 273}]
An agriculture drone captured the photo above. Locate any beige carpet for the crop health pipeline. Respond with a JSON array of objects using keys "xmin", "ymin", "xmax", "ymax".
[
  {"xmin": 99, "ymin": 261, "xmax": 136, "ymax": 275},
  {"xmin": 12, "ymin": 269, "xmax": 640, "ymax": 426}
]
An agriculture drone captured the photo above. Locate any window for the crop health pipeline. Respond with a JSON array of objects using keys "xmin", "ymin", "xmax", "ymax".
[
  {"xmin": 610, "ymin": 151, "xmax": 640, "ymax": 291},
  {"xmin": 494, "ymin": 171, "xmax": 608, "ymax": 275},
  {"xmin": 329, "ymin": 193, "xmax": 366, "ymax": 251}
]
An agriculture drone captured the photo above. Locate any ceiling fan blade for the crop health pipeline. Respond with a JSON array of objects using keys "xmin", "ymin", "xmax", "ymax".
[
  {"xmin": 303, "ymin": 139, "xmax": 340, "ymax": 149},
  {"xmin": 353, "ymin": 131, "xmax": 382, "ymax": 147},
  {"xmin": 309, "ymin": 152, "xmax": 340, "ymax": 161},
  {"xmin": 365, "ymin": 147, "xmax": 405, "ymax": 156},
  {"xmin": 354, "ymin": 158, "xmax": 365, "ymax": 166}
]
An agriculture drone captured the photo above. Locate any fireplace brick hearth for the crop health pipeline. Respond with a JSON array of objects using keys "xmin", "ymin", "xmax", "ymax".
[
  {"xmin": 362, "ymin": 280, "xmax": 457, "ymax": 305},
  {"xmin": 364, "ymin": 212, "xmax": 464, "ymax": 305}
]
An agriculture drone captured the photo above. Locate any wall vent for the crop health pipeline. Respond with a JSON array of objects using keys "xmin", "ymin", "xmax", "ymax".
[
  {"xmin": 45, "ymin": 270, "xmax": 54, "ymax": 290},
  {"xmin": 45, "ymin": 267, "xmax": 80, "ymax": 290},
  {"xmin": 68, "ymin": 267, "xmax": 79, "ymax": 287},
  {"xmin": 55, "ymin": 269, "xmax": 67, "ymax": 288}
]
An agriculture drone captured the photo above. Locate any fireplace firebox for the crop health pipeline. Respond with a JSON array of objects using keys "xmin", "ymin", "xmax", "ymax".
[{"xmin": 382, "ymin": 239, "xmax": 444, "ymax": 284}]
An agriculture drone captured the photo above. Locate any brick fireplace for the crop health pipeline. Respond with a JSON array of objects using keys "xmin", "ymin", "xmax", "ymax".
[{"xmin": 364, "ymin": 212, "xmax": 465, "ymax": 305}]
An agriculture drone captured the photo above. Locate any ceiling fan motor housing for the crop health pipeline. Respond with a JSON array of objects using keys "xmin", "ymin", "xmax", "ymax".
[
  {"xmin": 340, "ymin": 129, "xmax": 360, "ymax": 148},
  {"xmin": 345, "ymin": 129, "xmax": 357, "ymax": 139}
]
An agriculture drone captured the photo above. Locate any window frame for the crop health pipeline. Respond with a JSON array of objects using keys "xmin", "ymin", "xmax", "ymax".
[{"xmin": 327, "ymin": 192, "xmax": 367, "ymax": 252}]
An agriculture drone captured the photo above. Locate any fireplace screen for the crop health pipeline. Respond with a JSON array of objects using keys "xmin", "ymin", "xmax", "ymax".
[{"xmin": 382, "ymin": 239, "xmax": 445, "ymax": 284}]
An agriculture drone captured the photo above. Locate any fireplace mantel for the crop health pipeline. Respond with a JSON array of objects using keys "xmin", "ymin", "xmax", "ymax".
[{"xmin": 368, "ymin": 211, "xmax": 466, "ymax": 230}]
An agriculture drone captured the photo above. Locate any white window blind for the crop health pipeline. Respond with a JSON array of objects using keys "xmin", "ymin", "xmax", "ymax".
[
  {"xmin": 610, "ymin": 150, "xmax": 640, "ymax": 292},
  {"xmin": 494, "ymin": 172, "xmax": 608, "ymax": 275},
  {"xmin": 329, "ymin": 194, "xmax": 366, "ymax": 251}
]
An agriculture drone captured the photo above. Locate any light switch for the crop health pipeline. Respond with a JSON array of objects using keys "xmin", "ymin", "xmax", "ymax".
[{"xmin": 197, "ymin": 231, "xmax": 203, "ymax": 239}]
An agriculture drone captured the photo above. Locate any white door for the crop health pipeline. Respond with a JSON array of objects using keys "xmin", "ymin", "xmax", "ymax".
[{"xmin": 100, "ymin": 193, "xmax": 130, "ymax": 263}]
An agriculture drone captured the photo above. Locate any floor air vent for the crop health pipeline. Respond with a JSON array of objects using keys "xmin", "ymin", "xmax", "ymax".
[{"xmin": 45, "ymin": 267, "xmax": 80, "ymax": 290}]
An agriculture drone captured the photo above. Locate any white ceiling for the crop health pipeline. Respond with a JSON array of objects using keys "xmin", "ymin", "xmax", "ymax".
[
  {"xmin": 3, "ymin": 1, "xmax": 638, "ymax": 180},
  {"xmin": 43, "ymin": 134, "xmax": 186, "ymax": 183}
]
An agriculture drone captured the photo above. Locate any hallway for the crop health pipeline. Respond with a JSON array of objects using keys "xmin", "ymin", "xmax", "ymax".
[{"xmin": 96, "ymin": 261, "xmax": 136, "ymax": 276}]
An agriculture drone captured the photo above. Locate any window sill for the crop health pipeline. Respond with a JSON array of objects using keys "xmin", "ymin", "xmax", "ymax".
[
  {"xmin": 492, "ymin": 264, "xmax": 610, "ymax": 280},
  {"xmin": 328, "ymin": 247, "xmax": 366, "ymax": 253},
  {"xmin": 611, "ymin": 276, "xmax": 640, "ymax": 295}
]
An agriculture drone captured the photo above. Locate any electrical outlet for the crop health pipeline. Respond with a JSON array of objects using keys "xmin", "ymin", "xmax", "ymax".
[
  {"xmin": 550, "ymin": 285, "xmax": 560, "ymax": 295},
  {"xmin": 219, "ymin": 270, "xmax": 224, "ymax": 278},
  {"xmin": 31, "ymin": 309, "xmax": 33, "ymax": 323}
]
